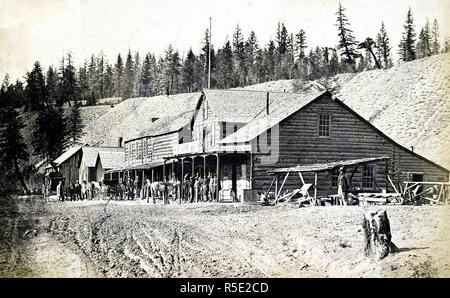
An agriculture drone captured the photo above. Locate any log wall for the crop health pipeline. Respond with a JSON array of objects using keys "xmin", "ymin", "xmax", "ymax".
[{"xmin": 252, "ymin": 93, "xmax": 448, "ymax": 197}]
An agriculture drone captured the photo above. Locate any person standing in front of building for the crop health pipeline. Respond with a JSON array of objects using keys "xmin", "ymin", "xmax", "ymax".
[
  {"xmin": 56, "ymin": 181, "xmax": 64, "ymax": 202},
  {"xmin": 337, "ymin": 167, "xmax": 349, "ymax": 205}
]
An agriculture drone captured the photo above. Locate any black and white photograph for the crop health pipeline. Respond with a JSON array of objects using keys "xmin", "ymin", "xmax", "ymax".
[{"xmin": 0, "ymin": 0, "xmax": 449, "ymax": 284}]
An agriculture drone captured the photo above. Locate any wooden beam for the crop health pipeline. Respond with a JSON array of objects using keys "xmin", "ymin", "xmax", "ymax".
[
  {"xmin": 298, "ymin": 172, "xmax": 305, "ymax": 185},
  {"xmin": 264, "ymin": 177, "xmax": 276, "ymax": 201},
  {"xmin": 387, "ymin": 175, "xmax": 400, "ymax": 195},
  {"xmin": 275, "ymin": 172, "xmax": 289, "ymax": 203},
  {"xmin": 216, "ymin": 154, "xmax": 220, "ymax": 202}
]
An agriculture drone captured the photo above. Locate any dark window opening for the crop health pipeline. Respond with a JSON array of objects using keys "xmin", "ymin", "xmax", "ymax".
[
  {"xmin": 362, "ymin": 165, "xmax": 374, "ymax": 188},
  {"xmin": 233, "ymin": 124, "xmax": 237, "ymax": 133},
  {"xmin": 222, "ymin": 122, "xmax": 227, "ymax": 138},
  {"xmin": 267, "ymin": 128, "xmax": 272, "ymax": 146},
  {"xmin": 256, "ymin": 135, "xmax": 260, "ymax": 153},
  {"xmin": 319, "ymin": 114, "xmax": 330, "ymax": 137},
  {"xmin": 331, "ymin": 169, "xmax": 338, "ymax": 187}
]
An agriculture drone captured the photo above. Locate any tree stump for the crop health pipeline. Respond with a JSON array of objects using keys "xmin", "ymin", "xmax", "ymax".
[{"xmin": 362, "ymin": 209, "xmax": 398, "ymax": 260}]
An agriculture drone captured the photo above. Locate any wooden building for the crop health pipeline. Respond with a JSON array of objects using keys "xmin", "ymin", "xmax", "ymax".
[
  {"xmin": 218, "ymin": 90, "xmax": 449, "ymax": 199},
  {"xmin": 114, "ymin": 89, "xmax": 448, "ymax": 202},
  {"xmin": 53, "ymin": 146, "xmax": 125, "ymax": 185}
]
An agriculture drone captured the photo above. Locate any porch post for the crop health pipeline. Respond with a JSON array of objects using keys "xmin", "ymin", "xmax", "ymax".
[
  {"xmin": 151, "ymin": 168, "xmax": 154, "ymax": 183},
  {"xmin": 172, "ymin": 160, "xmax": 175, "ymax": 180},
  {"xmin": 191, "ymin": 157, "xmax": 195, "ymax": 177},
  {"xmin": 163, "ymin": 160, "xmax": 166, "ymax": 180},
  {"xmin": 181, "ymin": 158, "xmax": 184, "ymax": 202},
  {"xmin": 216, "ymin": 154, "xmax": 220, "ymax": 202},
  {"xmin": 203, "ymin": 155, "xmax": 206, "ymax": 178}
]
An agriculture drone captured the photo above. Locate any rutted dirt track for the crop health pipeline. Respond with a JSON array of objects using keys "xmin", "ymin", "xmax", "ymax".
[{"xmin": 1, "ymin": 196, "xmax": 449, "ymax": 277}]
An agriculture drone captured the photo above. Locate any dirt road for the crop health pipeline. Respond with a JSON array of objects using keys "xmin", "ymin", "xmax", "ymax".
[{"xmin": 1, "ymin": 196, "xmax": 449, "ymax": 277}]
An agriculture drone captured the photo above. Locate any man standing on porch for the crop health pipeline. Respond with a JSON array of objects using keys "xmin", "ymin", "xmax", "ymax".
[{"xmin": 337, "ymin": 167, "xmax": 349, "ymax": 205}]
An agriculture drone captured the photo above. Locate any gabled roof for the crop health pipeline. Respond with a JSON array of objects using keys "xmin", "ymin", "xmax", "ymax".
[
  {"xmin": 125, "ymin": 110, "xmax": 194, "ymax": 142},
  {"xmin": 98, "ymin": 150, "xmax": 125, "ymax": 169},
  {"xmin": 219, "ymin": 89, "xmax": 324, "ymax": 143},
  {"xmin": 220, "ymin": 90, "xmax": 450, "ymax": 173},
  {"xmin": 203, "ymin": 89, "xmax": 306, "ymax": 123},
  {"xmin": 82, "ymin": 146, "xmax": 125, "ymax": 167},
  {"xmin": 82, "ymin": 92, "xmax": 202, "ymax": 146},
  {"xmin": 54, "ymin": 146, "xmax": 82, "ymax": 166}
]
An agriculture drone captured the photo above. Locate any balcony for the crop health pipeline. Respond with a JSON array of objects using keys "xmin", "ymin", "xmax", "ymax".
[{"xmin": 173, "ymin": 141, "xmax": 252, "ymax": 156}]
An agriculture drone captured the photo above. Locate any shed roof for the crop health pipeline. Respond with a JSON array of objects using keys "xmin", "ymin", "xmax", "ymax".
[{"xmin": 271, "ymin": 157, "xmax": 391, "ymax": 173}]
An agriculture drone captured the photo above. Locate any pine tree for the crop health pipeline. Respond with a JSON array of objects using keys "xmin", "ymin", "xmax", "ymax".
[
  {"xmin": 133, "ymin": 51, "xmax": 141, "ymax": 97},
  {"xmin": 67, "ymin": 100, "xmax": 85, "ymax": 146},
  {"xmin": 232, "ymin": 24, "xmax": 246, "ymax": 86},
  {"xmin": 398, "ymin": 8, "xmax": 416, "ymax": 62},
  {"xmin": 114, "ymin": 54, "xmax": 124, "ymax": 98},
  {"xmin": 417, "ymin": 27, "xmax": 428, "ymax": 59},
  {"xmin": 32, "ymin": 105, "xmax": 68, "ymax": 161},
  {"xmin": 46, "ymin": 66, "xmax": 59, "ymax": 104},
  {"xmin": 262, "ymin": 40, "xmax": 276, "ymax": 81},
  {"xmin": 25, "ymin": 61, "xmax": 47, "ymax": 110},
  {"xmin": 104, "ymin": 63, "xmax": 114, "ymax": 98},
  {"xmin": 244, "ymin": 31, "xmax": 259, "ymax": 85},
  {"xmin": 140, "ymin": 53, "xmax": 153, "ymax": 96},
  {"xmin": 0, "ymin": 90, "xmax": 29, "ymax": 192},
  {"xmin": 376, "ymin": 22, "xmax": 392, "ymax": 68},
  {"xmin": 431, "ymin": 19, "xmax": 440, "ymax": 55},
  {"xmin": 216, "ymin": 39, "xmax": 234, "ymax": 89},
  {"xmin": 123, "ymin": 50, "xmax": 134, "ymax": 99},
  {"xmin": 358, "ymin": 38, "xmax": 381, "ymax": 69},
  {"xmin": 88, "ymin": 54, "xmax": 98, "ymax": 101},
  {"xmin": 181, "ymin": 48, "xmax": 198, "ymax": 92},
  {"xmin": 96, "ymin": 52, "xmax": 105, "ymax": 98},
  {"xmin": 78, "ymin": 62, "xmax": 89, "ymax": 101},
  {"xmin": 335, "ymin": 2, "xmax": 359, "ymax": 68},
  {"xmin": 61, "ymin": 52, "xmax": 78, "ymax": 106}
]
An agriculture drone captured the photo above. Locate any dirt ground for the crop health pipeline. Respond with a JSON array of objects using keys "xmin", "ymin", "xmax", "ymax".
[{"xmin": 1, "ymin": 195, "xmax": 449, "ymax": 277}]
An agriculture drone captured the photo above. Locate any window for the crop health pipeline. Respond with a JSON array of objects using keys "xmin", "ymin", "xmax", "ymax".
[
  {"xmin": 362, "ymin": 165, "xmax": 374, "ymax": 188},
  {"xmin": 267, "ymin": 128, "xmax": 272, "ymax": 146},
  {"xmin": 256, "ymin": 135, "xmax": 260, "ymax": 152},
  {"xmin": 331, "ymin": 169, "xmax": 338, "ymax": 187},
  {"xmin": 233, "ymin": 124, "xmax": 237, "ymax": 133},
  {"xmin": 319, "ymin": 114, "xmax": 330, "ymax": 137},
  {"xmin": 222, "ymin": 122, "xmax": 227, "ymax": 138}
]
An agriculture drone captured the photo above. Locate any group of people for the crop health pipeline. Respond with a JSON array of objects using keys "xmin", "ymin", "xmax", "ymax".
[
  {"xmin": 182, "ymin": 172, "xmax": 218, "ymax": 203},
  {"xmin": 55, "ymin": 180, "xmax": 107, "ymax": 202}
]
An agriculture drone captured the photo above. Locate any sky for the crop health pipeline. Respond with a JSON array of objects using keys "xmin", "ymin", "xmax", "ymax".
[{"xmin": 1, "ymin": 0, "xmax": 449, "ymax": 81}]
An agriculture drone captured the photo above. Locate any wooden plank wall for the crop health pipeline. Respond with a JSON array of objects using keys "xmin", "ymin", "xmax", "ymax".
[
  {"xmin": 59, "ymin": 150, "xmax": 82, "ymax": 185},
  {"xmin": 125, "ymin": 132, "xmax": 182, "ymax": 166},
  {"xmin": 252, "ymin": 94, "xmax": 448, "ymax": 197}
]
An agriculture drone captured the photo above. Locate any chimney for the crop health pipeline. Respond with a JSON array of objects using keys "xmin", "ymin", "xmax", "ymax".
[
  {"xmin": 266, "ymin": 92, "xmax": 269, "ymax": 115},
  {"xmin": 411, "ymin": 146, "xmax": 414, "ymax": 152},
  {"xmin": 118, "ymin": 137, "xmax": 123, "ymax": 148}
]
